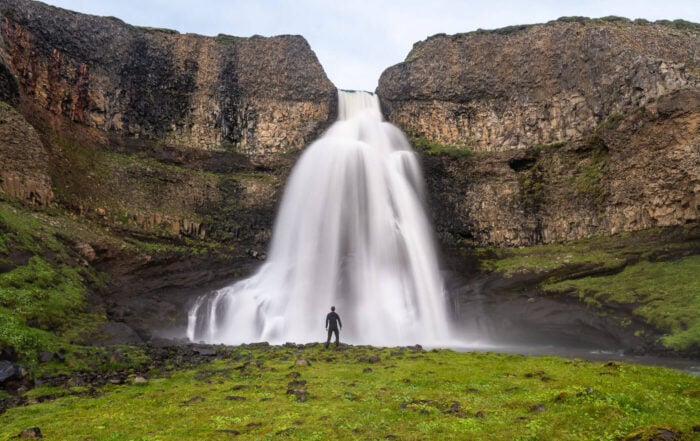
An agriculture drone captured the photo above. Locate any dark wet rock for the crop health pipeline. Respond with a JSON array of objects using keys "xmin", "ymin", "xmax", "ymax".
[
  {"xmin": 524, "ymin": 370, "xmax": 546, "ymax": 378},
  {"xmin": 89, "ymin": 322, "xmax": 143, "ymax": 346},
  {"xmin": 225, "ymin": 396, "xmax": 246, "ymax": 401},
  {"xmin": 0, "ymin": 361, "xmax": 21, "ymax": 383},
  {"xmin": 623, "ymin": 425, "xmax": 683, "ymax": 441},
  {"xmin": 216, "ymin": 429, "xmax": 240, "ymax": 436},
  {"xmin": 287, "ymin": 388, "xmax": 307, "ymax": 402},
  {"xmin": 0, "ymin": 348, "xmax": 17, "ymax": 362},
  {"xmin": 37, "ymin": 352, "xmax": 55, "ymax": 363},
  {"xmin": 246, "ymin": 422, "xmax": 263, "ymax": 429},
  {"xmin": 357, "ymin": 355, "xmax": 381, "ymax": 363},
  {"xmin": 287, "ymin": 380, "xmax": 307, "ymax": 389},
  {"xmin": 445, "ymin": 401, "xmax": 461, "ymax": 414},
  {"xmin": 17, "ymin": 427, "xmax": 43, "ymax": 438},
  {"xmin": 193, "ymin": 347, "xmax": 217, "ymax": 356},
  {"xmin": 231, "ymin": 385, "xmax": 248, "ymax": 391}
]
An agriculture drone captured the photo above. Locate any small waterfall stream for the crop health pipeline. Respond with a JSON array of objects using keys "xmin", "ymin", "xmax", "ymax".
[{"xmin": 187, "ymin": 90, "xmax": 454, "ymax": 346}]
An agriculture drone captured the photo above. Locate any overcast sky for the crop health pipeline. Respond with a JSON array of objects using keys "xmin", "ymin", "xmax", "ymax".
[{"xmin": 40, "ymin": 0, "xmax": 700, "ymax": 91}]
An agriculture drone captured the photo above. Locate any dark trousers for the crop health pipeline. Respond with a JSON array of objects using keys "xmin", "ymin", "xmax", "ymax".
[{"xmin": 326, "ymin": 328, "xmax": 339, "ymax": 347}]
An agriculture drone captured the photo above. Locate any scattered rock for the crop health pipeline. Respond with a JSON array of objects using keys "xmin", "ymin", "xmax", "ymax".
[
  {"xmin": 182, "ymin": 396, "xmax": 205, "ymax": 405},
  {"xmin": 287, "ymin": 372, "xmax": 301, "ymax": 378},
  {"xmin": 225, "ymin": 396, "xmax": 246, "ymax": 401},
  {"xmin": 37, "ymin": 352, "xmax": 54, "ymax": 363},
  {"xmin": 287, "ymin": 380, "xmax": 307, "ymax": 389},
  {"xmin": 0, "ymin": 347, "xmax": 17, "ymax": 362},
  {"xmin": 554, "ymin": 391, "xmax": 568, "ymax": 401},
  {"xmin": 193, "ymin": 347, "xmax": 216, "ymax": 356},
  {"xmin": 530, "ymin": 404, "xmax": 547, "ymax": 413},
  {"xmin": 357, "ymin": 355, "xmax": 381, "ymax": 363},
  {"xmin": 445, "ymin": 401, "xmax": 461, "ymax": 414},
  {"xmin": 17, "ymin": 427, "xmax": 43, "ymax": 438},
  {"xmin": 475, "ymin": 410, "xmax": 486, "ymax": 418},
  {"xmin": 466, "ymin": 387, "xmax": 479, "ymax": 393},
  {"xmin": 623, "ymin": 425, "xmax": 683, "ymax": 441},
  {"xmin": 363, "ymin": 367, "xmax": 373, "ymax": 373},
  {"xmin": 692, "ymin": 425, "xmax": 700, "ymax": 432},
  {"xmin": 216, "ymin": 429, "xmax": 240, "ymax": 436},
  {"xmin": 577, "ymin": 387, "xmax": 601, "ymax": 397},
  {"xmin": 231, "ymin": 385, "xmax": 248, "ymax": 391},
  {"xmin": 287, "ymin": 389, "xmax": 307, "ymax": 402},
  {"xmin": 294, "ymin": 359, "xmax": 311, "ymax": 367},
  {"xmin": 0, "ymin": 361, "xmax": 21, "ymax": 383},
  {"xmin": 133, "ymin": 376, "xmax": 148, "ymax": 384}
]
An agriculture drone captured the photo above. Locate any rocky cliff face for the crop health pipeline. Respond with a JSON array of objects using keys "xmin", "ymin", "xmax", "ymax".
[
  {"xmin": 0, "ymin": 0, "xmax": 336, "ymax": 153},
  {"xmin": 0, "ymin": 0, "xmax": 336, "ymax": 243},
  {"xmin": 378, "ymin": 18, "xmax": 700, "ymax": 246}
]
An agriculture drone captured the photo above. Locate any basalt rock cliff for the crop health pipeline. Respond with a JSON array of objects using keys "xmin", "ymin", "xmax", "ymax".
[
  {"xmin": 378, "ymin": 17, "xmax": 699, "ymax": 247},
  {"xmin": 0, "ymin": 0, "xmax": 336, "ymax": 338},
  {"xmin": 0, "ymin": 0, "xmax": 336, "ymax": 243}
]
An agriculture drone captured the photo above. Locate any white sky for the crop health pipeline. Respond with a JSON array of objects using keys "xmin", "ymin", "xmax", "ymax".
[{"xmin": 39, "ymin": 0, "xmax": 700, "ymax": 91}]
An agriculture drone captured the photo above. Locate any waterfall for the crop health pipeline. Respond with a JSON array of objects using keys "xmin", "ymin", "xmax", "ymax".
[{"xmin": 187, "ymin": 90, "xmax": 453, "ymax": 346}]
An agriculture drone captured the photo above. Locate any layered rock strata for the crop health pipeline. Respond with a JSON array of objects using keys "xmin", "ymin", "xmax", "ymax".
[
  {"xmin": 0, "ymin": 0, "xmax": 336, "ymax": 242},
  {"xmin": 379, "ymin": 18, "xmax": 700, "ymax": 246}
]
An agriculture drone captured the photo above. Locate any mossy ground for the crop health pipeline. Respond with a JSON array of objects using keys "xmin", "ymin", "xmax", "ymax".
[
  {"xmin": 477, "ymin": 226, "xmax": 700, "ymax": 351},
  {"xmin": 1, "ymin": 344, "xmax": 698, "ymax": 440},
  {"xmin": 0, "ymin": 200, "xmax": 104, "ymax": 360}
]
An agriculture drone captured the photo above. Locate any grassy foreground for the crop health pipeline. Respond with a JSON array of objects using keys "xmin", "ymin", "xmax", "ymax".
[{"xmin": 1, "ymin": 344, "xmax": 699, "ymax": 440}]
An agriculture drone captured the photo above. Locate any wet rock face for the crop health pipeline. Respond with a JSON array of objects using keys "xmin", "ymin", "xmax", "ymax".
[
  {"xmin": 378, "ymin": 18, "xmax": 699, "ymax": 152},
  {"xmin": 0, "ymin": 0, "xmax": 336, "ymax": 154},
  {"xmin": 379, "ymin": 18, "xmax": 700, "ymax": 246}
]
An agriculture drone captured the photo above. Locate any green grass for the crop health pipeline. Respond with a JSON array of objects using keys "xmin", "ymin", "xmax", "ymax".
[
  {"xmin": 0, "ymin": 345, "xmax": 698, "ymax": 440},
  {"xmin": 479, "ymin": 241, "xmax": 625, "ymax": 276},
  {"xmin": 545, "ymin": 256, "xmax": 700, "ymax": 351},
  {"xmin": 0, "ymin": 202, "xmax": 107, "ymax": 359},
  {"xmin": 411, "ymin": 136, "xmax": 474, "ymax": 159},
  {"xmin": 477, "ymin": 226, "xmax": 700, "ymax": 351}
]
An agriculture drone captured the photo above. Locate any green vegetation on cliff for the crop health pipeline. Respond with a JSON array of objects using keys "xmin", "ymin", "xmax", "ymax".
[
  {"xmin": 0, "ymin": 201, "xmax": 103, "ymax": 359},
  {"xmin": 1, "ymin": 345, "xmax": 697, "ymax": 440},
  {"xmin": 479, "ymin": 226, "xmax": 700, "ymax": 351},
  {"xmin": 546, "ymin": 256, "xmax": 700, "ymax": 351}
]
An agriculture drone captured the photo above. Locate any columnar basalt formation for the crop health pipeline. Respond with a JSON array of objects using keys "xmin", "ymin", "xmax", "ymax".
[
  {"xmin": 0, "ymin": 0, "xmax": 336, "ymax": 153},
  {"xmin": 378, "ymin": 18, "xmax": 700, "ymax": 246},
  {"xmin": 0, "ymin": 0, "xmax": 336, "ymax": 242}
]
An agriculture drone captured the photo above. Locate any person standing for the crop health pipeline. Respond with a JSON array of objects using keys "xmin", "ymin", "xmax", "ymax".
[{"xmin": 325, "ymin": 306, "xmax": 342, "ymax": 348}]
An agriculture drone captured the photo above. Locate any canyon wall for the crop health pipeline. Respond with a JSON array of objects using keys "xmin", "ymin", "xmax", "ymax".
[
  {"xmin": 0, "ymin": 0, "xmax": 336, "ymax": 243},
  {"xmin": 378, "ymin": 18, "xmax": 699, "ymax": 246}
]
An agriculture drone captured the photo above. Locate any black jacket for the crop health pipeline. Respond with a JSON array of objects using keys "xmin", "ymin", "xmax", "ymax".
[{"xmin": 325, "ymin": 311, "xmax": 342, "ymax": 330}]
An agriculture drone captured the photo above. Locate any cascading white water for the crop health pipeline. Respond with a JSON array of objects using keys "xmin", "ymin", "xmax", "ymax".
[{"xmin": 187, "ymin": 90, "xmax": 453, "ymax": 346}]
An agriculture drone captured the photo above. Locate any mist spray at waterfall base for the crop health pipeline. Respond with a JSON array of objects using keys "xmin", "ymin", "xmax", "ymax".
[{"xmin": 187, "ymin": 91, "xmax": 457, "ymax": 347}]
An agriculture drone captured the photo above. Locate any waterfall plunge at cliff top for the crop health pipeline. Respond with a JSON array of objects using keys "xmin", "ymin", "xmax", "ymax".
[{"xmin": 187, "ymin": 91, "xmax": 454, "ymax": 346}]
